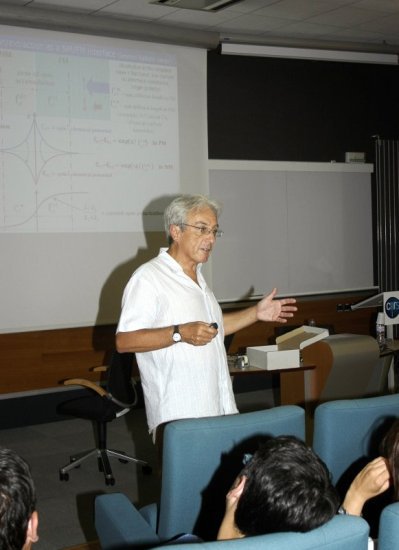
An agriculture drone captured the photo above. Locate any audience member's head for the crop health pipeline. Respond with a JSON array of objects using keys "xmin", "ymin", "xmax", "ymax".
[
  {"xmin": 0, "ymin": 447, "xmax": 38, "ymax": 550},
  {"xmin": 380, "ymin": 418, "xmax": 399, "ymax": 500},
  {"xmin": 234, "ymin": 436, "xmax": 339, "ymax": 536}
]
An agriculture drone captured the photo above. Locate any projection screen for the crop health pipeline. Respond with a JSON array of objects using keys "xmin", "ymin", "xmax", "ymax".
[{"xmin": 0, "ymin": 25, "xmax": 208, "ymax": 332}]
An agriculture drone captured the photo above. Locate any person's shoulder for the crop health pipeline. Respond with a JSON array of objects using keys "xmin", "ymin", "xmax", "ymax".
[
  {"xmin": 127, "ymin": 249, "xmax": 173, "ymax": 285},
  {"xmin": 133, "ymin": 251, "xmax": 165, "ymax": 275},
  {"xmin": 144, "ymin": 251, "xmax": 170, "ymax": 273}
]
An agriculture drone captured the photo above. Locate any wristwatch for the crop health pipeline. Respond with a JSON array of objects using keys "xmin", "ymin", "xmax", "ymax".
[{"xmin": 172, "ymin": 325, "xmax": 182, "ymax": 343}]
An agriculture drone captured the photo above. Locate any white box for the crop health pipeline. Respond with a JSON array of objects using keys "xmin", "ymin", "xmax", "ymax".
[
  {"xmin": 247, "ymin": 346, "xmax": 299, "ymax": 370},
  {"xmin": 246, "ymin": 325, "xmax": 329, "ymax": 371}
]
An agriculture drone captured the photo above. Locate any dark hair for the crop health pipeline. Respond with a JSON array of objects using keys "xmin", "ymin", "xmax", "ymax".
[
  {"xmin": 380, "ymin": 418, "xmax": 399, "ymax": 500},
  {"xmin": 234, "ymin": 436, "xmax": 339, "ymax": 536},
  {"xmin": 0, "ymin": 447, "xmax": 36, "ymax": 550}
]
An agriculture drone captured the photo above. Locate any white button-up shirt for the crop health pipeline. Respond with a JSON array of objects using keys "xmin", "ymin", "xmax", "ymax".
[{"xmin": 117, "ymin": 248, "xmax": 238, "ymax": 433}]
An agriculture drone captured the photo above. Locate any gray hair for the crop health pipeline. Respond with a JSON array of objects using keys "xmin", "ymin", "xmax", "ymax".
[{"xmin": 164, "ymin": 194, "xmax": 221, "ymax": 238}]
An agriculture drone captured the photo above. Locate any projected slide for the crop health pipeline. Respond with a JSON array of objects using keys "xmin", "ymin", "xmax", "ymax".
[{"xmin": 0, "ymin": 33, "xmax": 179, "ymax": 233}]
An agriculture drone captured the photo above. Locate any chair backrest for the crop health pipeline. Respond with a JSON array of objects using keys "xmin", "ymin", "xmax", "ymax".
[
  {"xmin": 158, "ymin": 514, "xmax": 369, "ymax": 550},
  {"xmin": 158, "ymin": 405, "xmax": 305, "ymax": 540},
  {"xmin": 106, "ymin": 351, "xmax": 137, "ymax": 407},
  {"xmin": 313, "ymin": 393, "xmax": 399, "ymax": 486},
  {"xmin": 378, "ymin": 502, "xmax": 399, "ymax": 550},
  {"xmin": 313, "ymin": 394, "xmax": 399, "ymax": 538}
]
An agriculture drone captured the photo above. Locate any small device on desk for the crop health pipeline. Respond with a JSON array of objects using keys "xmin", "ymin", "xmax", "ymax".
[{"xmin": 227, "ymin": 354, "xmax": 248, "ymax": 370}]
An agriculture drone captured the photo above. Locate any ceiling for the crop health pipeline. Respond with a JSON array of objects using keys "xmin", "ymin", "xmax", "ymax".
[{"xmin": 0, "ymin": 0, "xmax": 398, "ymax": 54}]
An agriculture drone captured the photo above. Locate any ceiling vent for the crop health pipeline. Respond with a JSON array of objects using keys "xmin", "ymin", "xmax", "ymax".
[{"xmin": 150, "ymin": 0, "xmax": 244, "ymax": 12}]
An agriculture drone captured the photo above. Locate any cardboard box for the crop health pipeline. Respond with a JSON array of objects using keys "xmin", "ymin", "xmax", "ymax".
[{"xmin": 246, "ymin": 325, "xmax": 329, "ymax": 371}]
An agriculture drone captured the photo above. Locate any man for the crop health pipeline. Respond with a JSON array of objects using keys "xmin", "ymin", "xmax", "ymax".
[
  {"xmin": 116, "ymin": 194, "xmax": 297, "ymax": 440},
  {"xmin": 0, "ymin": 447, "xmax": 39, "ymax": 550},
  {"xmin": 217, "ymin": 436, "xmax": 339, "ymax": 539}
]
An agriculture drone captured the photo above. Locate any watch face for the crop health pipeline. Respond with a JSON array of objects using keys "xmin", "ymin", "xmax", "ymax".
[{"xmin": 173, "ymin": 328, "xmax": 181, "ymax": 342}]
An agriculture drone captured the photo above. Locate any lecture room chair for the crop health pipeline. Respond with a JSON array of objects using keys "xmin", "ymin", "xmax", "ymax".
[
  {"xmin": 313, "ymin": 393, "xmax": 399, "ymax": 538},
  {"xmin": 378, "ymin": 502, "xmax": 399, "ymax": 550},
  {"xmin": 96, "ymin": 405, "xmax": 306, "ymax": 543},
  {"xmin": 313, "ymin": 393, "xmax": 399, "ymax": 486},
  {"xmin": 57, "ymin": 350, "xmax": 151, "ymax": 485},
  {"xmin": 95, "ymin": 492, "xmax": 370, "ymax": 550}
]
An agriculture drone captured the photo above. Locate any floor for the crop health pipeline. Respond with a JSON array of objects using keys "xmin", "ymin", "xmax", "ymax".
[
  {"xmin": 0, "ymin": 406, "xmax": 160, "ymax": 550},
  {"xmin": 0, "ymin": 386, "xmax": 274, "ymax": 550}
]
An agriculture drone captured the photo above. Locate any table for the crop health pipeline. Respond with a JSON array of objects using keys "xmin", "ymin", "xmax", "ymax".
[{"xmin": 229, "ymin": 364, "xmax": 315, "ymax": 406}]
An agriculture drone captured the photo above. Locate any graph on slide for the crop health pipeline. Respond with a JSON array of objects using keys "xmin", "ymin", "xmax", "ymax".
[
  {"xmin": 0, "ymin": 34, "xmax": 179, "ymax": 233},
  {"xmin": 0, "ymin": 113, "xmax": 85, "ymax": 231}
]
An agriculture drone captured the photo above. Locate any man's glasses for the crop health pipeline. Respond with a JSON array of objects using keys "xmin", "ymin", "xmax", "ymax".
[{"xmin": 181, "ymin": 223, "xmax": 223, "ymax": 238}]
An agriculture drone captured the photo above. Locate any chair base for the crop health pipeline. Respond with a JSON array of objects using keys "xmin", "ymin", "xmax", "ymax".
[{"xmin": 59, "ymin": 447, "xmax": 151, "ymax": 485}]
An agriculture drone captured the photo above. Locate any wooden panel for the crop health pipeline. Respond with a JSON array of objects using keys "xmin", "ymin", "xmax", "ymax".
[
  {"xmin": 301, "ymin": 341, "xmax": 334, "ymax": 401},
  {"xmin": 0, "ymin": 293, "xmax": 376, "ymax": 394},
  {"xmin": 0, "ymin": 325, "xmax": 117, "ymax": 393},
  {"xmin": 279, "ymin": 368, "xmax": 307, "ymax": 407}
]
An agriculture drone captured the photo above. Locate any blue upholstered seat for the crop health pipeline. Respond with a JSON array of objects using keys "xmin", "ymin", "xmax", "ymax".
[
  {"xmin": 378, "ymin": 501, "xmax": 399, "ymax": 550},
  {"xmin": 313, "ymin": 393, "xmax": 399, "ymax": 539},
  {"xmin": 95, "ymin": 492, "xmax": 370, "ymax": 550},
  {"xmin": 96, "ymin": 406, "xmax": 306, "ymax": 545},
  {"xmin": 152, "ymin": 406, "xmax": 305, "ymax": 540},
  {"xmin": 313, "ymin": 394, "xmax": 399, "ymax": 485}
]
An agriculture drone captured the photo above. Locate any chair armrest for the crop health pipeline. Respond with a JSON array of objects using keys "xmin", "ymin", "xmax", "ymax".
[
  {"xmin": 93, "ymin": 365, "xmax": 108, "ymax": 372},
  {"xmin": 139, "ymin": 502, "xmax": 159, "ymax": 531},
  {"xmin": 378, "ymin": 502, "xmax": 399, "ymax": 550},
  {"xmin": 63, "ymin": 378, "xmax": 107, "ymax": 397},
  {"xmin": 95, "ymin": 493, "xmax": 161, "ymax": 550}
]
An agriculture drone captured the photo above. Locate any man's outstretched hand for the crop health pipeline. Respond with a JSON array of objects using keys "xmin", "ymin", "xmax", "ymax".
[{"xmin": 256, "ymin": 288, "xmax": 297, "ymax": 324}]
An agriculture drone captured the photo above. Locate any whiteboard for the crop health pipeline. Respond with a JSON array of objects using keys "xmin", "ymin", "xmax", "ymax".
[{"xmin": 209, "ymin": 161, "xmax": 375, "ymax": 301}]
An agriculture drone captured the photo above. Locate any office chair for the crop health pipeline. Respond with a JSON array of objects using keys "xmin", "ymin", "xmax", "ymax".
[{"xmin": 58, "ymin": 350, "xmax": 151, "ymax": 485}]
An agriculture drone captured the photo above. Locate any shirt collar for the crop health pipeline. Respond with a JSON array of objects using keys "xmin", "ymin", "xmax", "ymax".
[{"xmin": 159, "ymin": 247, "xmax": 203, "ymax": 275}]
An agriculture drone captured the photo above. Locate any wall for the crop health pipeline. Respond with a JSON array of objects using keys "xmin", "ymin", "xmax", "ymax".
[
  {"xmin": 207, "ymin": 50, "xmax": 399, "ymax": 163},
  {"xmin": 208, "ymin": 161, "xmax": 374, "ymax": 300}
]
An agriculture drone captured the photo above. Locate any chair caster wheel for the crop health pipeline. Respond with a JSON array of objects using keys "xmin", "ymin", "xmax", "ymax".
[
  {"xmin": 142, "ymin": 465, "xmax": 152, "ymax": 475},
  {"xmin": 105, "ymin": 477, "xmax": 115, "ymax": 486},
  {"xmin": 60, "ymin": 471, "xmax": 69, "ymax": 481}
]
